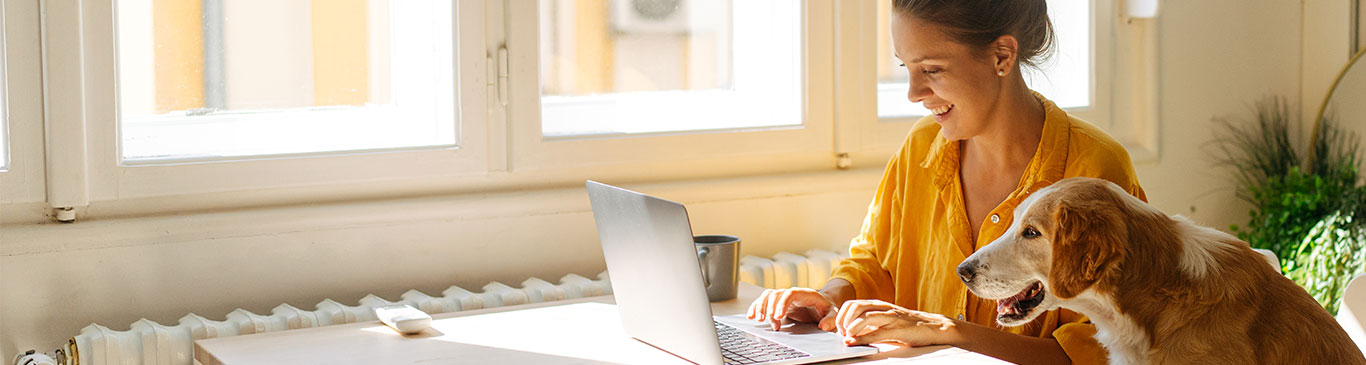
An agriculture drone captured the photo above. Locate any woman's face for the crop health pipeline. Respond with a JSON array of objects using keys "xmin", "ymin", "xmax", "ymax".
[{"xmin": 890, "ymin": 12, "xmax": 1005, "ymax": 141}]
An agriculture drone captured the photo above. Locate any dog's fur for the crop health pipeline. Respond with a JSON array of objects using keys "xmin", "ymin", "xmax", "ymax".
[{"xmin": 959, "ymin": 177, "xmax": 1366, "ymax": 364}]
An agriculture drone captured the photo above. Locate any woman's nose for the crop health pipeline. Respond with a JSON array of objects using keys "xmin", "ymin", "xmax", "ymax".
[{"xmin": 906, "ymin": 76, "xmax": 931, "ymax": 103}]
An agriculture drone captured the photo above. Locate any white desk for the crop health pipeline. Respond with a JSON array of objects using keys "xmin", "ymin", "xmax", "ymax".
[{"xmin": 195, "ymin": 283, "xmax": 1009, "ymax": 364}]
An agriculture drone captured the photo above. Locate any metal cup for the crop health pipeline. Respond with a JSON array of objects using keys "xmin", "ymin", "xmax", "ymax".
[{"xmin": 695, "ymin": 235, "xmax": 741, "ymax": 302}]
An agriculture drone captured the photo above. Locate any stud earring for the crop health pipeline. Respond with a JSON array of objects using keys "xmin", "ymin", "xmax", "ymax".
[{"xmin": 997, "ymin": 70, "xmax": 1006, "ymax": 76}]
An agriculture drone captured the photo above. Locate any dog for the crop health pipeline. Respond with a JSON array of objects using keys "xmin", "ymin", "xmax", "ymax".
[{"xmin": 956, "ymin": 177, "xmax": 1366, "ymax": 364}]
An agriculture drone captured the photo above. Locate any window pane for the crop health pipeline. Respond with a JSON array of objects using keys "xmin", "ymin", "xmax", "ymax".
[
  {"xmin": 539, "ymin": 0, "xmax": 801, "ymax": 138},
  {"xmin": 0, "ymin": 106, "xmax": 6, "ymax": 172},
  {"xmin": 876, "ymin": 0, "xmax": 1090, "ymax": 118},
  {"xmin": 0, "ymin": 55, "xmax": 6, "ymax": 172},
  {"xmin": 116, "ymin": 0, "xmax": 456, "ymax": 162}
]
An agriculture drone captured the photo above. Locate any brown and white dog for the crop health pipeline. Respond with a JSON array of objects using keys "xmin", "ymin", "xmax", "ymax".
[{"xmin": 957, "ymin": 177, "xmax": 1366, "ymax": 364}]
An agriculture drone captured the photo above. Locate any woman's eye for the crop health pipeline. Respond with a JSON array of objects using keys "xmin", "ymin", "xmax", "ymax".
[
  {"xmin": 1022, "ymin": 228, "xmax": 1040, "ymax": 238},
  {"xmin": 922, "ymin": 68, "xmax": 941, "ymax": 75}
]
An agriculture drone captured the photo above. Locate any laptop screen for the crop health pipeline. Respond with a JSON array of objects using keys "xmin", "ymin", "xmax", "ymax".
[{"xmin": 586, "ymin": 180, "xmax": 726, "ymax": 364}]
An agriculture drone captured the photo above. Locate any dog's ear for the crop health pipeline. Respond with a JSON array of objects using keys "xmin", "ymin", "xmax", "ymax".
[{"xmin": 1049, "ymin": 199, "xmax": 1127, "ymax": 299}]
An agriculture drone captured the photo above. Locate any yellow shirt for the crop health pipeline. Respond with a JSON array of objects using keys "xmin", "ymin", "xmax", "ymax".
[{"xmin": 830, "ymin": 94, "xmax": 1146, "ymax": 365}]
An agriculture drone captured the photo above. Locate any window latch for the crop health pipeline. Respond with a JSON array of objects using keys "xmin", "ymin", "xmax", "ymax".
[{"xmin": 497, "ymin": 46, "xmax": 509, "ymax": 107}]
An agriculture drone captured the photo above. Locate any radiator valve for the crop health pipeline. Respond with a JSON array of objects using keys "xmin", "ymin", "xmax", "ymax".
[
  {"xmin": 53, "ymin": 207, "xmax": 76, "ymax": 223},
  {"xmin": 13, "ymin": 350, "xmax": 57, "ymax": 365},
  {"xmin": 835, "ymin": 153, "xmax": 852, "ymax": 169}
]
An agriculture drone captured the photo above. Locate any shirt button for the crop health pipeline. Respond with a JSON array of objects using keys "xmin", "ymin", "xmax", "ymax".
[{"xmin": 990, "ymin": 214, "xmax": 1000, "ymax": 223}]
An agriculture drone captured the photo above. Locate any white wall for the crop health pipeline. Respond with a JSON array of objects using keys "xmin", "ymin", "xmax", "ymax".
[
  {"xmin": 1301, "ymin": 0, "xmax": 1354, "ymax": 141},
  {"xmin": 0, "ymin": 171, "xmax": 880, "ymax": 360},
  {"xmin": 0, "ymin": 0, "xmax": 1318, "ymax": 360},
  {"xmin": 1133, "ymin": 0, "xmax": 1305, "ymax": 229}
]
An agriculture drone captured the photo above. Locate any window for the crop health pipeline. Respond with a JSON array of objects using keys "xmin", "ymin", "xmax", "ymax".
[
  {"xmin": 0, "ymin": 0, "xmax": 46, "ymax": 206},
  {"xmin": 27, "ymin": 0, "xmax": 1136, "ymax": 220},
  {"xmin": 0, "ymin": 94, "xmax": 7, "ymax": 172},
  {"xmin": 538, "ymin": 0, "xmax": 801, "ymax": 137},
  {"xmin": 38, "ymin": 0, "xmax": 489, "ymax": 204},
  {"xmin": 116, "ymin": 0, "xmax": 457, "ymax": 163},
  {"xmin": 508, "ymin": 0, "xmax": 833, "ymax": 172},
  {"xmin": 0, "ymin": 24, "xmax": 6, "ymax": 172}
]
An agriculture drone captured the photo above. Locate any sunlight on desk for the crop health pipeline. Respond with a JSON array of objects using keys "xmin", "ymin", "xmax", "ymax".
[
  {"xmin": 342, "ymin": 300, "xmax": 1002, "ymax": 365},
  {"xmin": 196, "ymin": 284, "xmax": 1012, "ymax": 364},
  {"xmin": 347, "ymin": 301, "xmax": 1003, "ymax": 365},
  {"xmin": 858, "ymin": 344, "xmax": 1010, "ymax": 364},
  {"xmin": 359, "ymin": 302, "xmax": 687, "ymax": 364}
]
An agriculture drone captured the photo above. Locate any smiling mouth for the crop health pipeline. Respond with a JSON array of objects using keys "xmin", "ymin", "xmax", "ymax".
[
  {"xmin": 931, "ymin": 104, "xmax": 954, "ymax": 116},
  {"xmin": 996, "ymin": 281, "xmax": 1046, "ymax": 322}
]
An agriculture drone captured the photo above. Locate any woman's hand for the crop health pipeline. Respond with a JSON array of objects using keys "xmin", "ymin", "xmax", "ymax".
[
  {"xmin": 834, "ymin": 299, "xmax": 960, "ymax": 347},
  {"xmin": 746, "ymin": 287, "xmax": 839, "ymax": 331}
]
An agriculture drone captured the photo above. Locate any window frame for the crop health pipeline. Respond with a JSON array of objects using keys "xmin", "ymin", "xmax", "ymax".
[
  {"xmin": 43, "ymin": 0, "xmax": 491, "ymax": 203},
  {"xmin": 504, "ymin": 0, "xmax": 837, "ymax": 173},
  {"xmin": 13, "ymin": 0, "xmax": 1151, "ymax": 222},
  {"xmin": 116, "ymin": 0, "xmax": 462, "ymax": 165},
  {"xmin": 0, "ymin": 0, "xmax": 45, "ymax": 205}
]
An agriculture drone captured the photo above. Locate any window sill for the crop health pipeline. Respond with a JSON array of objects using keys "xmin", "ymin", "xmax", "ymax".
[{"xmin": 0, "ymin": 167, "xmax": 883, "ymax": 256}]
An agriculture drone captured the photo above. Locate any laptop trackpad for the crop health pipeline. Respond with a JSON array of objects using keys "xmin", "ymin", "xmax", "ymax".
[{"xmin": 713, "ymin": 314, "xmax": 878, "ymax": 359}]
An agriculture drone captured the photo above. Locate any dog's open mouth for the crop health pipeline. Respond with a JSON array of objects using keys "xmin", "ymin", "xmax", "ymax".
[{"xmin": 996, "ymin": 281, "xmax": 1046, "ymax": 322}]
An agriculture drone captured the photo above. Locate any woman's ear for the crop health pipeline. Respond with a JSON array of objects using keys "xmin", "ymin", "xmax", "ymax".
[
  {"xmin": 991, "ymin": 35, "xmax": 1019, "ymax": 76},
  {"xmin": 1048, "ymin": 199, "xmax": 1127, "ymax": 299}
]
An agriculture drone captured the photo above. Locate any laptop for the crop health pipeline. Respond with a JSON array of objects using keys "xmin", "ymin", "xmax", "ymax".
[{"xmin": 586, "ymin": 180, "xmax": 879, "ymax": 365}]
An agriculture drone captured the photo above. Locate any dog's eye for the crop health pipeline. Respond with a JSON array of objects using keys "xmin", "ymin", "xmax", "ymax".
[{"xmin": 1022, "ymin": 227, "xmax": 1041, "ymax": 238}]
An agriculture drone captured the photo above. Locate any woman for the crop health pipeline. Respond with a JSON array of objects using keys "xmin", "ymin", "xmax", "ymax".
[{"xmin": 747, "ymin": 1, "xmax": 1144, "ymax": 364}]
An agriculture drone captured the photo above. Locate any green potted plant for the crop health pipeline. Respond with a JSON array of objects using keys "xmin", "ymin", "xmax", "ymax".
[{"xmin": 1213, "ymin": 96, "xmax": 1365, "ymax": 314}]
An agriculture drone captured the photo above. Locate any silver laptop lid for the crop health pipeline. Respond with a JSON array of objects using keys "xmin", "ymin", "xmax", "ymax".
[{"xmin": 586, "ymin": 180, "xmax": 725, "ymax": 365}]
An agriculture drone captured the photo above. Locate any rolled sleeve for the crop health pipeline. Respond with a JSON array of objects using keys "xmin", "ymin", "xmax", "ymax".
[
  {"xmin": 827, "ymin": 149, "xmax": 903, "ymax": 302},
  {"xmin": 830, "ymin": 237, "xmax": 895, "ymax": 302}
]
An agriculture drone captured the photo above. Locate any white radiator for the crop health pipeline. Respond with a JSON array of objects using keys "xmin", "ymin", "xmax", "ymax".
[{"xmin": 22, "ymin": 250, "xmax": 848, "ymax": 365}]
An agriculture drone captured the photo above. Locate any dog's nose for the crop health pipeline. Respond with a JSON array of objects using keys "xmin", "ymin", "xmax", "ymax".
[{"xmin": 957, "ymin": 261, "xmax": 978, "ymax": 284}]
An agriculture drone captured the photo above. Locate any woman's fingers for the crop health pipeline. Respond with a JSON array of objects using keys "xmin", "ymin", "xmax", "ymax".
[
  {"xmin": 834, "ymin": 300, "xmax": 852, "ymax": 336},
  {"xmin": 786, "ymin": 290, "xmax": 832, "ymax": 313},
  {"xmin": 767, "ymin": 289, "xmax": 785, "ymax": 324},
  {"xmin": 771, "ymin": 289, "xmax": 796, "ymax": 330},
  {"xmin": 750, "ymin": 288, "xmax": 838, "ymax": 330},
  {"xmin": 830, "ymin": 302, "xmax": 841, "ymax": 336},
  {"xmin": 773, "ymin": 290, "xmax": 796, "ymax": 319},
  {"xmin": 748, "ymin": 289, "xmax": 775, "ymax": 320},
  {"xmin": 841, "ymin": 308, "xmax": 956, "ymax": 347},
  {"xmin": 818, "ymin": 310, "xmax": 838, "ymax": 332},
  {"xmin": 843, "ymin": 324, "xmax": 906, "ymax": 346},
  {"xmin": 842, "ymin": 310, "xmax": 897, "ymax": 338},
  {"xmin": 835, "ymin": 300, "xmax": 892, "ymax": 337},
  {"xmin": 746, "ymin": 290, "xmax": 761, "ymax": 319}
]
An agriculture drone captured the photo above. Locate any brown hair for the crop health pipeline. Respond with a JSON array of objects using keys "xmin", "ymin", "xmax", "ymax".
[{"xmin": 892, "ymin": 0, "xmax": 1056, "ymax": 69}]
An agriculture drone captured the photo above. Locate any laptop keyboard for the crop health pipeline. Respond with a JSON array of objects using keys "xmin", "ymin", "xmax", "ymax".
[{"xmin": 715, "ymin": 320, "xmax": 811, "ymax": 365}]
